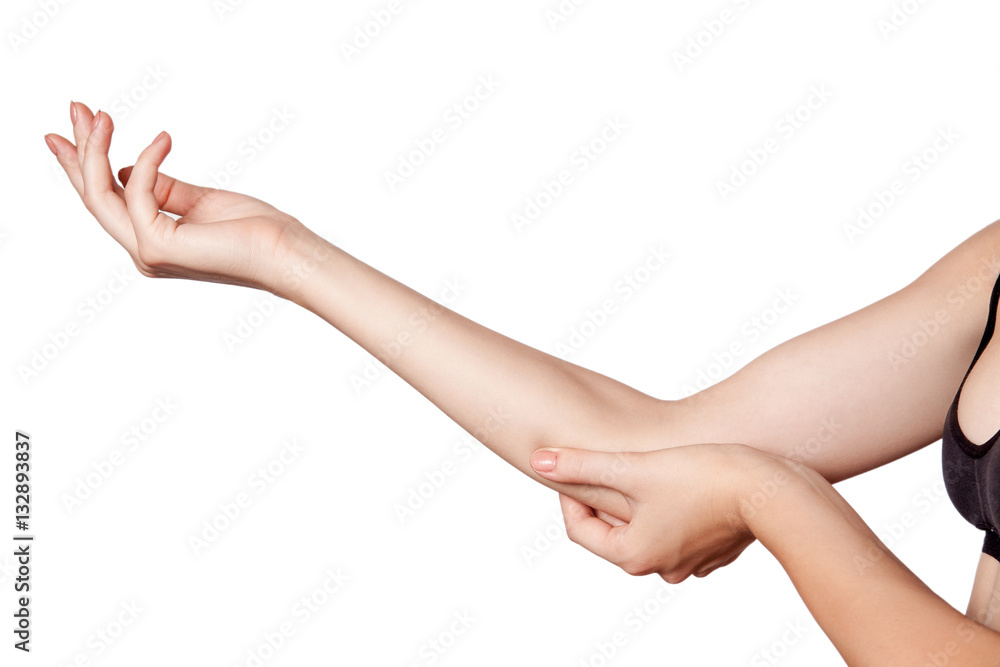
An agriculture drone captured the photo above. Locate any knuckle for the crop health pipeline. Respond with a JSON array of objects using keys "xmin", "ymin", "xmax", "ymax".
[
  {"xmin": 620, "ymin": 555, "xmax": 651, "ymax": 577},
  {"xmin": 582, "ymin": 459, "xmax": 606, "ymax": 485},
  {"xmin": 599, "ymin": 452, "xmax": 632, "ymax": 486},
  {"xmin": 662, "ymin": 569, "xmax": 688, "ymax": 585},
  {"xmin": 123, "ymin": 171, "xmax": 146, "ymax": 197},
  {"xmin": 561, "ymin": 453, "xmax": 584, "ymax": 480},
  {"xmin": 123, "ymin": 180, "xmax": 139, "ymax": 203}
]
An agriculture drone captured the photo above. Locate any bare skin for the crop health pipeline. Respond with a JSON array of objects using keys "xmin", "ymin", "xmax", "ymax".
[
  {"xmin": 46, "ymin": 101, "xmax": 1000, "ymax": 660},
  {"xmin": 530, "ymin": 446, "xmax": 1000, "ymax": 664}
]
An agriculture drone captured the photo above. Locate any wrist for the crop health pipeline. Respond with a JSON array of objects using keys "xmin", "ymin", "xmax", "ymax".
[
  {"xmin": 267, "ymin": 223, "xmax": 340, "ymax": 302},
  {"xmin": 720, "ymin": 445, "xmax": 807, "ymax": 532},
  {"xmin": 732, "ymin": 449, "xmax": 823, "ymax": 538}
]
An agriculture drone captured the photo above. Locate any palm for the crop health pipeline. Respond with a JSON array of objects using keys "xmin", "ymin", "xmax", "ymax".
[
  {"xmin": 119, "ymin": 170, "xmax": 309, "ymax": 292},
  {"xmin": 177, "ymin": 188, "xmax": 285, "ymax": 227},
  {"xmin": 45, "ymin": 103, "xmax": 311, "ymax": 294}
]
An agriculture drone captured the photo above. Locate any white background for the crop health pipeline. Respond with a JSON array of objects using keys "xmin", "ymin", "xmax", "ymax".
[{"xmin": 4, "ymin": 0, "xmax": 1000, "ymax": 665}]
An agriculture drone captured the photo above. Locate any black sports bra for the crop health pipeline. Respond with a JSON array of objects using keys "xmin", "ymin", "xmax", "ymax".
[{"xmin": 942, "ymin": 271, "xmax": 1000, "ymax": 562}]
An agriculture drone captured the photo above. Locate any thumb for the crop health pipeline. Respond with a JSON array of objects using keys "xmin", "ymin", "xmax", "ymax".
[
  {"xmin": 119, "ymin": 162, "xmax": 210, "ymax": 217},
  {"xmin": 529, "ymin": 448, "xmax": 636, "ymax": 492}
]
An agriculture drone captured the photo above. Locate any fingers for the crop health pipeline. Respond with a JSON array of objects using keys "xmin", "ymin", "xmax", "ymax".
[
  {"xmin": 118, "ymin": 165, "xmax": 211, "ymax": 216},
  {"xmin": 558, "ymin": 493, "xmax": 630, "ymax": 564},
  {"xmin": 530, "ymin": 447, "xmax": 636, "ymax": 493},
  {"xmin": 123, "ymin": 131, "xmax": 175, "ymax": 243},
  {"xmin": 51, "ymin": 102, "xmax": 183, "ymax": 261},
  {"xmin": 45, "ymin": 133, "xmax": 84, "ymax": 195},
  {"xmin": 80, "ymin": 112, "xmax": 136, "ymax": 251},
  {"xmin": 594, "ymin": 508, "xmax": 628, "ymax": 527},
  {"xmin": 49, "ymin": 105, "xmax": 138, "ymax": 254},
  {"xmin": 71, "ymin": 101, "xmax": 96, "ymax": 173}
]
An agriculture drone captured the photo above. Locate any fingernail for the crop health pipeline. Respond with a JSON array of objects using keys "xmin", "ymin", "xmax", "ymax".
[
  {"xmin": 530, "ymin": 450, "xmax": 556, "ymax": 473},
  {"xmin": 91, "ymin": 111, "xmax": 102, "ymax": 131},
  {"xmin": 44, "ymin": 135, "xmax": 57, "ymax": 156},
  {"xmin": 153, "ymin": 131, "xmax": 167, "ymax": 144},
  {"xmin": 70, "ymin": 101, "xmax": 77, "ymax": 124}
]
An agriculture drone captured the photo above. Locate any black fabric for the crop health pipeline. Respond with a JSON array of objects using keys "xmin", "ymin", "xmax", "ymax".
[
  {"xmin": 986, "ymin": 528, "xmax": 1000, "ymax": 561},
  {"xmin": 942, "ymin": 270, "xmax": 1000, "ymax": 562}
]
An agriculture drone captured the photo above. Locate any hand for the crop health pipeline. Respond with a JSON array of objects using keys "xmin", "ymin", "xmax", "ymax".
[
  {"xmin": 529, "ymin": 443, "xmax": 772, "ymax": 583},
  {"xmin": 45, "ymin": 101, "xmax": 319, "ymax": 295}
]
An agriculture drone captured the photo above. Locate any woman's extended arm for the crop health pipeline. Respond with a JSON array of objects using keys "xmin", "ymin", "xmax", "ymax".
[
  {"xmin": 277, "ymin": 181, "xmax": 1000, "ymax": 486},
  {"xmin": 530, "ymin": 446, "xmax": 1000, "ymax": 665},
  {"xmin": 44, "ymin": 102, "xmax": 1000, "ymax": 551},
  {"xmin": 45, "ymin": 103, "xmax": 667, "ymax": 520},
  {"xmin": 277, "ymin": 230, "xmax": 666, "ymax": 517}
]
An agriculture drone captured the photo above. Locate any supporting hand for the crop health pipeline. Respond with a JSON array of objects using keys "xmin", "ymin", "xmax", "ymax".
[{"xmin": 529, "ymin": 443, "xmax": 769, "ymax": 582}]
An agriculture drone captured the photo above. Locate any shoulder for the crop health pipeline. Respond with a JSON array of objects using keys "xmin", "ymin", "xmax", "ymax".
[{"xmin": 904, "ymin": 219, "xmax": 1000, "ymax": 354}]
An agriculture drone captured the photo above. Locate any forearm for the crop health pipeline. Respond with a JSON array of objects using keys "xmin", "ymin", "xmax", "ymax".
[
  {"xmin": 277, "ymin": 231, "xmax": 669, "ymax": 516},
  {"xmin": 741, "ymin": 456, "xmax": 1000, "ymax": 665}
]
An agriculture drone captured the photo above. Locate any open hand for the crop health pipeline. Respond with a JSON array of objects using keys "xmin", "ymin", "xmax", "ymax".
[{"xmin": 45, "ymin": 102, "xmax": 318, "ymax": 294}]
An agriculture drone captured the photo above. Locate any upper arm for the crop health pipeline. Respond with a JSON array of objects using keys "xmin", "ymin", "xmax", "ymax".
[{"xmin": 668, "ymin": 220, "xmax": 1000, "ymax": 482}]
